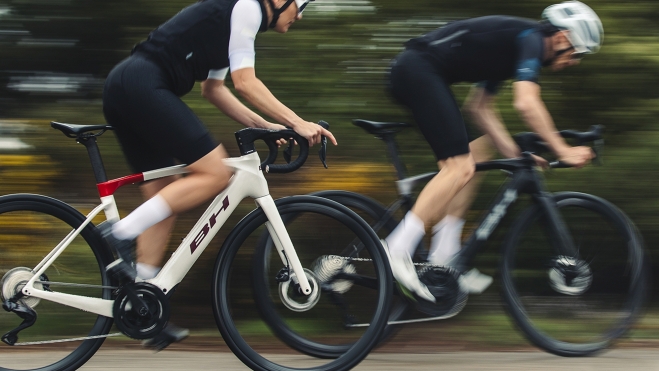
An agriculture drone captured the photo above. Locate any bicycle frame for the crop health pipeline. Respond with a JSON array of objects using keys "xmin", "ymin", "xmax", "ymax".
[
  {"xmin": 363, "ymin": 158, "xmax": 580, "ymax": 273},
  {"xmin": 20, "ymin": 151, "xmax": 312, "ymax": 318}
]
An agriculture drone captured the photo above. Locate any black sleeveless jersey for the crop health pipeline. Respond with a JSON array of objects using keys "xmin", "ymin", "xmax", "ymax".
[
  {"xmin": 405, "ymin": 16, "xmax": 546, "ymax": 93},
  {"xmin": 132, "ymin": 0, "xmax": 268, "ymax": 96}
]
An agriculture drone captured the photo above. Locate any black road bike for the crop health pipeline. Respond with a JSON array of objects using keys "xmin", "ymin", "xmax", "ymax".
[{"xmin": 253, "ymin": 119, "xmax": 647, "ymax": 358}]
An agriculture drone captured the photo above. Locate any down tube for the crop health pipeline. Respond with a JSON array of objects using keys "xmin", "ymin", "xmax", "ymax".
[
  {"xmin": 254, "ymin": 195, "xmax": 312, "ymax": 296},
  {"xmin": 153, "ymin": 184, "xmax": 249, "ymax": 292}
]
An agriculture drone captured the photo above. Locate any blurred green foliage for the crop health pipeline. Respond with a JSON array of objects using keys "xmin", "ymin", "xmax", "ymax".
[{"xmin": 0, "ymin": 0, "xmax": 658, "ymax": 338}]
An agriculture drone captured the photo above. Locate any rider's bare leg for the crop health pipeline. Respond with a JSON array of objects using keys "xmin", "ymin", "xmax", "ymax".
[
  {"xmin": 135, "ymin": 175, "xmax": 179, "ymax": 277},
  {"xmin": 428, "ymin": 136, "xmax": 494, "ymax": 264},
  {"xmin": 157, "ymin": 145, "xmax": 233, "ymax": 214},
  {"xmin": 385, "ymin": 152, "xmax": 475, "ymax": 302},
  {"xmin": 410, "ymin": 152, "xmax": 476, "ymax": 225},
  {"xmin": 112, "ymin": 144, "xmax": 232, "ymax": 241}
]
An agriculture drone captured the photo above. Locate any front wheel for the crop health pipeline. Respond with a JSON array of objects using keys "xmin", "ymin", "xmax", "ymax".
[
  {"xmin": 501, "ymin": 192, "xmax": 647, "ymax": 356},
  {"xmin": 212, "ymin": 195, "xmax": 392, "ymax": 371},
  {"xmin": 0, "ymin": 194, "xmax": 115, "ymax": 371}
]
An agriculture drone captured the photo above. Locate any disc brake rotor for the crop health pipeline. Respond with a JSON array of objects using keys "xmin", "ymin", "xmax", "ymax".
[{"xmin": 279, "ymin": 268, "xmax": 320, "ymax": 312}]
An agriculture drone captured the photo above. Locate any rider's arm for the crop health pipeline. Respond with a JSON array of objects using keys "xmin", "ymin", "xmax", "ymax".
[
  {"xmin": 463, "ymin": 85, "xmax": 520, "ymax": 159},
  {"xmin": 513, "ymin": 81, "xmax": 593, "ymax": 166},
  {"xmin": 204, "ymin": 0, "xmax": 335, "ymax": 145},
  {"xmin": 231, "ymin": 68, "xmax": 306, "ymax": 130},
  {"xmin": 231, "ymin": 69, "xmax": 335, "ymax": 146},
  {"xmin": 201, "ymin": 79, "xmax": 281, "ymax": 130},
  {"xmin": 512, "ymin": 81, "xmax": 571, "ymax": 156}
]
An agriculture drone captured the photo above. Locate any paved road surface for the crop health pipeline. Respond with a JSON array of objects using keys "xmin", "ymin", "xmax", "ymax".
[{"xmin": 3, "ymin": 349, "xmax": 659, "ymax": 370}]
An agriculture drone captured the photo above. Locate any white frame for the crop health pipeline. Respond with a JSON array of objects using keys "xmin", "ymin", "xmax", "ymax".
[{"xmin": 20, "ymin": 151, "xmax": 312, "ymax": 318}]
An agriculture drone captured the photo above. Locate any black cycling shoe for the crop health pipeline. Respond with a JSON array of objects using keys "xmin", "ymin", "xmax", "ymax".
[
  {"xmin": 97, "ymin": 221, "xmax": 137, "ymax": 281},
  {"xmin": 142, "ymin": 323, "xmax": 190, "ymax": 352}
]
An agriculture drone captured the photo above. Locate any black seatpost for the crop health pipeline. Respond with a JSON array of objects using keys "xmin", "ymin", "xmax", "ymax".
[
  {"xmin": 77, "ymin": 135, "xmax": 108, "ymax": 183},
  {"xmin": 381, "ymin": 133, "xmax": 408, "ymax": 180}
]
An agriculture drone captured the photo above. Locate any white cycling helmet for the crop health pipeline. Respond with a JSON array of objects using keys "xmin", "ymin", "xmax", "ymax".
[{"xmin": 542, "ymin": 1, "xmax": 603, "ymax": 54}]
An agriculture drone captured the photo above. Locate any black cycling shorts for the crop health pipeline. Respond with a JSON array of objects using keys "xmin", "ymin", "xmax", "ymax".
[
  {"xmin": 103, "ymin": 54, "xmax": 218, "ymax": 173},
  {"xmin": 389, "ymin": 48, "xmax": 479, "ymax": 161}
]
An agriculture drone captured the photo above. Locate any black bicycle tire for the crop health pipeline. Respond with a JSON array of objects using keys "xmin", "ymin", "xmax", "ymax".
[
  {"xmin": 500, "ymin": 192, "xmax": 647, "ymax": 357},
  {"xmin": 0, "ymin": 193, "xmax": 115, "ymax": 371},
  {"xmin": 212, "ymin": 195, "xmax": 392, "ymax": 371}
]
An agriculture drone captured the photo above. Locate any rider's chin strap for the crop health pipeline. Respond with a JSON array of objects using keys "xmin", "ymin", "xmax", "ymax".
[{"xmin": 266, "ymin": 0, "xmax": 296, "ymax": 29}]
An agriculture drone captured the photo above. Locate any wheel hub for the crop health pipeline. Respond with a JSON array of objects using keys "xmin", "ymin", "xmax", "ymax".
[
  {"xmin": 279, "ymin": 268, "xmax": 320, "ymax": 312},
  {"xmin": 548, "ymin": 256, "xmax": 592, "ymax": 295},
  {"xmin": 1, "ymin": 267, "xmax": 44, "ymax": 308}
]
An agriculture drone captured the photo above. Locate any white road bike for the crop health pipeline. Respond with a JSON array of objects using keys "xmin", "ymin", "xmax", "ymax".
[{"xmin": 0, "ymin": 121, "xmax": 392, "ymax": 371}]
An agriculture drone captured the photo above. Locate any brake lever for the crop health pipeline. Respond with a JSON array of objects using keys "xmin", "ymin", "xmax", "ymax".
[
  {"xmin": 283, "ymin": 141, "xmax": 294, "ymax": 164},
  {"xmin": 592, "ymin": 138, "xmax": 604, "ymax": 166},
  {"xmin": 319, "ymin": 134, "xmax": 328, "ymax": 168}
]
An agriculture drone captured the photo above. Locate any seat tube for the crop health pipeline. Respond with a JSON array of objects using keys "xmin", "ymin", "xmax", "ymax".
[{"xmin": 254, "ymin": 195, "xmax": 312, "ymax": 296}]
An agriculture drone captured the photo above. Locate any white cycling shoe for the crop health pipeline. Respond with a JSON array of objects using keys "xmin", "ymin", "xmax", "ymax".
[
  {"xmin": 381, "ymin": 240, "xmax": 436, "ymax": 303},
  {"xmin": 458, "ymin": 268, "xmax": 493, "ymax": 294}
]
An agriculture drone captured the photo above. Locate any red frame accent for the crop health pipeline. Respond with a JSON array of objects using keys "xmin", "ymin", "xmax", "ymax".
[{"xmin": 97, "ymin": 174, "xmax": 145, "ymax": 197}]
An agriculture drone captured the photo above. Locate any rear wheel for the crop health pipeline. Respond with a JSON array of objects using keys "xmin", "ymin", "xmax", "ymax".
[
  {"xmin": 501, "ymin": 192, "xmax": 646, "ymax": 356},
  {"xmin": 213, "ymin": 195, "xmax": 392, "ymax": 371},
  {"xmin": 0, "ymin": 194, "xmax": 115, "ymax": 371}
]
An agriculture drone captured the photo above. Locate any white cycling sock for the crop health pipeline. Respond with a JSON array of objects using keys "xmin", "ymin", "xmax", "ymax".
[
  {"xmin": 136, "ymin": 263, "xmax": 161, "ymax": 280},
  {"xmin": 112, "ymin": 194, "xmax": 173, "ymax": 241},
  {"xmin": 385, "ymin": 211, "xmax": 425, "ymax": 257},
  {"xmin": 428, "ymin": 215, "xmax": 465, "ymax": 265}
]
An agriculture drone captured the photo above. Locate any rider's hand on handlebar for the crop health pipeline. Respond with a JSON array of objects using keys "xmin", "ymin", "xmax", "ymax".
[
  {"xmin": 558, "ymin": 146, "xmax": 594, "ymax": 168},
  {"xmin": 264, "ymin": 123, "xmax": 289, "ymax": 146},
  {"xmin": 294, "ymin": 121, "xmax": 338, "ymax": 147},
  {"xmin": 532, "ymin": 154, "xmax": 549, "ymax": 169}
]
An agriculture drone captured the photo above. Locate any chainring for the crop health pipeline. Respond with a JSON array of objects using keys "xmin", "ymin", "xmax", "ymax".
[
  {"xmin": 415, "ymin": 266, "xmax": 467, "ymax": 317},
  {"xmin": 113, "ymin": 282, "xmax": 170, "ymax": 340}
]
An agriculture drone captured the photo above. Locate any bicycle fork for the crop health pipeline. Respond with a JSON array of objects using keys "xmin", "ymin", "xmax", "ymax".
[
  {"xmin": 256, "ymin": 196, "xmax": 313, "ymax": 296},
  {"xmin": 535, "ymin": 194, "xmax": 580, "ymax": 258}
]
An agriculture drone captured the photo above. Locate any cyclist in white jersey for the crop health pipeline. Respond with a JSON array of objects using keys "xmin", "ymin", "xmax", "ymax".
[{"xmin": 102, "ymin": 0, "xmax": 334, "ymax": 350}]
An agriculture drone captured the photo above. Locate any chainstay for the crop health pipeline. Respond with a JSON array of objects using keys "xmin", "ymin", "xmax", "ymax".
[{"xmin": 12, "ymin": 332, "xmax": 123, "ymax": 346}]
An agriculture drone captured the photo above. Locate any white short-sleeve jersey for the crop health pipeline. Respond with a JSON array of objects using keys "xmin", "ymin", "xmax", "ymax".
[{"xmin": 207, "ymin": 0, "xmax": 261, "ymax": 80}]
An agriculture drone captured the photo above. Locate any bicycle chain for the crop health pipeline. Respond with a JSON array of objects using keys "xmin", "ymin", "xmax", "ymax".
[{"xmin": 328, "ymin": 254, "xmax": 445, "ymax": 268}]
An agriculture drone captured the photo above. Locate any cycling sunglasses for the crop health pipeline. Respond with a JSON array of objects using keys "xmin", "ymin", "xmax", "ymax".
[{"xmin": 556, "ymin": 47, "xmax": 585, "ymax": 61}]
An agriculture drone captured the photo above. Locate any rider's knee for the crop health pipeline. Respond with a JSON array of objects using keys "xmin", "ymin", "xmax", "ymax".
[
  {"xmin": 440, "ymin": 154, "xmax": 476, "ymax": 187},
  {"xmin": 187, "ymin": 151, "xmax": 234, "ymax": 192}
]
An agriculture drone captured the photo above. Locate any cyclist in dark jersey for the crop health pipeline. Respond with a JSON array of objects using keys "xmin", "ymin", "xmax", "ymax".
[
  {"xmin": 383, "ymin": 1, "xmax": 603, "ymax": 302},
  {"xmin": 101, "ymin": 0, "xmax": 334, "ymax": 350}
]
